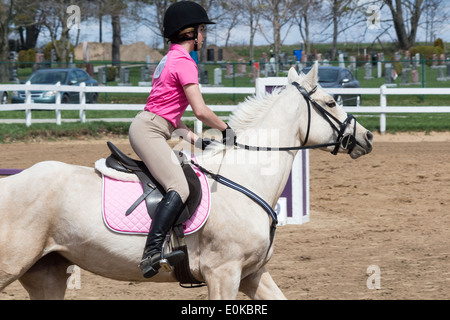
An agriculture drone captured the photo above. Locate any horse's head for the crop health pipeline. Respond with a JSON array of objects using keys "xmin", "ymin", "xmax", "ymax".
[{"xmin": 288, "ymin": 63, "xmax": 373, "ymax": 159}]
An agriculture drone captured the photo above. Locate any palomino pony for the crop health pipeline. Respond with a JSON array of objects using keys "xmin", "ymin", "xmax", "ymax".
[{"xmin": 0, "ymin": 65, "xmax": 372, "ymax": 300}]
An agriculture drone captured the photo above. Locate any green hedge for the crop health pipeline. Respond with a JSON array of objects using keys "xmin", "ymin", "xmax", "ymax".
[{"xmin": 409, "ymin": 45, "xmax": 445, "ymax": 66}]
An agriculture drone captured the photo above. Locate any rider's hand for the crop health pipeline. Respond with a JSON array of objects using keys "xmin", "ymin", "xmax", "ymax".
[
  {"xmin": 221, "ymin": 124, "xmax": 236, "ymax": 147},
  {"xmin": 195, "ymin": 138, "xmax": 214, "ymax": 150}
]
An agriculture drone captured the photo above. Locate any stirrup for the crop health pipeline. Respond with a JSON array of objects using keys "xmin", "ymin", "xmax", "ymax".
[
  {"xmin": 159, "ymin": 235, "xmax": 185, "ymax": 272},
  {"xmin": 139, "ymin": 251, "xmax": 185, "ymax": 277},
  {"xmin": 139, "ymin": 235, "xmax": 185, "ymax": 278},
  {"xmin": 160, "ymin": 234, "xmax": 172, "ymax": 272}
]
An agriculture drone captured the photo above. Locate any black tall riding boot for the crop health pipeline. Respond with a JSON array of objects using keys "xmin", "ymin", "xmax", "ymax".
[{"xmin": 139, "ymin": 190, "xmax": 186, "ymax": 278}]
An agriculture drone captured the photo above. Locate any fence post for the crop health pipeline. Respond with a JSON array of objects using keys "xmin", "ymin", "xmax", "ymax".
[
  {"xmin": 233, "ymin": 63, "xmax": 236, "ymax": 104},
  {"xmin": 421, "ymin": 54, "xmax": 425, "ymax": 102},
  {"xmin": 25, "ymin": 81, "xmax": 32, "ymax": 127},
  {"xmin": 55, "ymin": 81, "xmax": 61, "ymax": 125},
  {"xmin": 195, "ymin": 118, "xmax": 203, "ymax": 136},
  {"xmin": 379, "ymin": 85, "xmax": 387, "ymax": 134},
  {"xmin": 79, "ymin": 82, "xmax": 86, "ymax": 123}
]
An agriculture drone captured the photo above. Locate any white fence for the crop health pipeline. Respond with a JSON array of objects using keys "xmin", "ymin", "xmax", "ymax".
[{"xmin": 1, "ymin": 81, "xmax": 450, "ymax": 134}]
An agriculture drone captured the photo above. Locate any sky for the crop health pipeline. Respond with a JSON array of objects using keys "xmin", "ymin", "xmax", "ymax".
[{"xmin": 35, "ymin": 2, "xmax": 450, "ymax": 52}]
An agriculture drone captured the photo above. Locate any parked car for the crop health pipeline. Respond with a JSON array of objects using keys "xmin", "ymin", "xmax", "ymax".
[
  {"xmin": 12, "ymin": 68, "xmax": 98, "ymax": 104},
  {"xmin": 302, "ymin": 66, "xmax": 361, "ymax": 106},
  {"xmin": 1, "ymin": 91, "xmax": 7, "ymax": 104}
]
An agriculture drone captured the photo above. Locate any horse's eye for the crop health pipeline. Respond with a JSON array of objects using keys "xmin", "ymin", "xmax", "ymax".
[{"xmin": 326, "ymin": 100, "xmax": 336, "ymax": 108}]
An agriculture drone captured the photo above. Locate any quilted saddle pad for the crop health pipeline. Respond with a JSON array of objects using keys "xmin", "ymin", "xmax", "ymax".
[{"xmin": 102, "ymin": 166, "xmax": 211, "ymax": 236}]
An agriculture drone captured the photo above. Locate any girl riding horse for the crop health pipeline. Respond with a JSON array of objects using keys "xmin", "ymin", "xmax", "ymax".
[{"xmin": 128, "ymin": 1, "xmax": 236, "ymax": 279}]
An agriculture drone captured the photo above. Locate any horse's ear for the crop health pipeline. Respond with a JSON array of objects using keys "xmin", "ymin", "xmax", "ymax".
[
  {"xmin": 288, "ymin": 67, "xmax": 298, "ymax": 84},
  {"xmin": 307, "ymin": 61, "xmax": 319, "ymax": 85}
]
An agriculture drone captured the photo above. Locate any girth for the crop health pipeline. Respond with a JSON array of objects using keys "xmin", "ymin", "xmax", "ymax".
[{"xmin": 105, "ymin": 142, "xmax": 202, "ymax": 238}]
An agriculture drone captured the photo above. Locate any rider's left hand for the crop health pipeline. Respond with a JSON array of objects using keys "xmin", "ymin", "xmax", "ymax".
[
  {"xmin": 195, "ymin": 138, "xmax": 214, "ymax": 150},
  {"xmin": 221, "ymin": 124, "xmax": 236, "ymax": 147}
]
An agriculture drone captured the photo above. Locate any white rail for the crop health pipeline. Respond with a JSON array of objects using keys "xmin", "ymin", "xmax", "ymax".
[{"xmin": 1, "ymin": 82, "xmax": 450, "ymax": 134}]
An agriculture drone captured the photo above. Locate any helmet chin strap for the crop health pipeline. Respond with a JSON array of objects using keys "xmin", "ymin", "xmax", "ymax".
[
  {"xmin": 183, "ymin": 25, "xmax": 199, "ymax": 52},
  {"xmin": 192, "ymin": 25, "xmax": 199, "ymax": 52},
  {"xmin": 194, "ymin": 38, "xmax": 198, "ymax": 52}
]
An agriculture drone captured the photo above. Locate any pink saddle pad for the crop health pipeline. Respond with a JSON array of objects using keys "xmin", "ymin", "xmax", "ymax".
[{"xmin": 102, "ymin": 165, "xmax": 210, "ymax": 236}]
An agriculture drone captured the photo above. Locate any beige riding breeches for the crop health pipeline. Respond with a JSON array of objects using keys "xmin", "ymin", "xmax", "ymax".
[{"xmin": 129, "ymin": 111, "xmax": 190, "ymax": 203}]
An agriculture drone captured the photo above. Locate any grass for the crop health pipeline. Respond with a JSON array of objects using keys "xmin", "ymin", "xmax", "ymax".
[
  {"xmin": 354, "ymin": 113, "xmax": 450, "ymax": 133},
  {"xmin": 1, "ymin": 109, "xmax": 448, "ymax": 143},
  {"xmin": 0, "ymin": 122, "xmax": 130, "ymax": 143},
  {"xmin": 2, "ymin": 43, "xmax": 450, "ymax": 142}
]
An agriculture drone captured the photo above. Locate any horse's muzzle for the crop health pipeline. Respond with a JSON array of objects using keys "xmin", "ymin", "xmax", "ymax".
[{"xmin": 350, "ymin": 131, "xmax": 373, "ymax": 159}]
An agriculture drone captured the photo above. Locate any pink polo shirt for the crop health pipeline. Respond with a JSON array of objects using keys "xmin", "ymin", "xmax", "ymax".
[{"xmin": 144, "ymin": 44, "xmax": 199, "ymax": 128}]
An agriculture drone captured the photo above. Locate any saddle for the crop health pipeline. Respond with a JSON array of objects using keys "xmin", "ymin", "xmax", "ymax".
[
  {"xmin": 105, "ymin": 142, "xmax": 202, "ymax": 238},
  {"xmin": 105, "ymin": 142, "xmax": 205, "ymax": 286}
]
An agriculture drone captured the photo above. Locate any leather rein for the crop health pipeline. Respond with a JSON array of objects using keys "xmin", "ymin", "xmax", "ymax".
[{"xmin": 234, "ymin": 81, "xmax": 358, "ymax": 155}]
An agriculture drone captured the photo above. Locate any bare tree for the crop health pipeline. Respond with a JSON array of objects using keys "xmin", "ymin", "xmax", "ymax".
[
  {"xmin": 294, "ymin": 0, "xmax": 320, "ymax": 56},
  {"xmin": 0, "ymin": 0, "xmax": 14, "ymax": 82},
  {"xmin": 34, "ymin": 0, "xmax": 92, "ymax": 63},
  {"xmin": 383, "ymin": 0, "xmax": 424, "ymax": 50},
  {"xmin": 133, "ymin": 0, "xmax": 177, "ymax": 50},
  {"xmin": 13, "ymin": 0, "xmax": 45, "ymax": 50},
  {"xmin": 221, "ymin": 2, "xmax": 240, "ymax": 48},
  {"xmin": 228, "ymin": 0, "xmax": 262, "ymax": 61},
  {"xmin": 134, "ymin": 0, "xmax": 220, "ymax": 56},
  {"xmin": 95, "ymin": 0, "xmax": 109, "ymax": 43},
  {"xmin": 100, "ymin": 0, "xmax": 127, "ymax": 65},
  {"xmin": 258, "ymin": 0, "xmax": 296, "ymax": 74},
  {"xmin": 40, "ymin": 0, "xmax": 73, "ymax": 64},
  {"xmin": 422, "ymin": 0, "xmax": 449, "ymax": 43},
  {"xmin": 321, "ymin": 0, "xmax": 362, "ymax": 60},
  {"xmin": 196, "ymin": 0, "xmax": 223, "ymax": 62}
]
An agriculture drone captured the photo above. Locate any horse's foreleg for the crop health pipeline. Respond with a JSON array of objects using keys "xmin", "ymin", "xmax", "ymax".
[
  {"xmin": 203, "ymin": 263, "xmax": 242, "ymax": 300},
  {"xmin": 19, "ymin": 252, "xmax": 72, "ymax": 300},
  {"xmin": 239, "ymin": 267, "xmax": 287, "ymax": 300}
]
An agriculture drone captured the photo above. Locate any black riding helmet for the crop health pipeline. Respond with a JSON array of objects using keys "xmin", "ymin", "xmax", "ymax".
[{"xmin": 163, "ymin": 1, "xmax": 215, "ymax": 39}]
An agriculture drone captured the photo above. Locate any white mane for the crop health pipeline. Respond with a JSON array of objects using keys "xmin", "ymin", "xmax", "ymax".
[
  {"xmin": 228, "ymin": 69, "xmax": 312, "ymax": 133},
  {"xmin": 228, "ymin": 90, "xmax": 282, "ymax": 133}
]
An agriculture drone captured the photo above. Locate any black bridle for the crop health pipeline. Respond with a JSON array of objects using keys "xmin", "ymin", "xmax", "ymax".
[{"xmin": 234, "ymin": 81, "xmax": 357, "ymax": 155}]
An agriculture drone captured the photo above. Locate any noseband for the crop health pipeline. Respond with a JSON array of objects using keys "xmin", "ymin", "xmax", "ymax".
[{"xmin": 233, "ymin": 82, "xmax": 357, "ymax": 155}]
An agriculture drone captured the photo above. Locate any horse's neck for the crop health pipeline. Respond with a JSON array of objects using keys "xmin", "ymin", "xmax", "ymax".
[
  {"xmin": 205, "ymin": 92, "xmax": 302, "ymax": 206},
  {"xmin": 238, "ymin": 109, "xmax": 300, "ymax": 204}
]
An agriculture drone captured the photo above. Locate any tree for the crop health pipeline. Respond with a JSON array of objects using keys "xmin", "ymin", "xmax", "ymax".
[
  {"xmin": 228, "ymin": 0, "xmax": 262, "ymax": 61},
  {"xmin": 41, "ymin": 0, "xmax": 72, "ymax": 64},
  {"xmin": 133, "ymin": 0, "xmax": 176, "ymax": 50},
  {"xmin": 14, "ymin": 1, "xmax": 45, "ymax": 50},
  {"xmin": 196, "ymin": 0, "xmax": 221, "ymax": 62},
  {"xmin": 37, "ymin": 0, "xmax": 92, "ymax": 64},
  {"xmin": 101, "ymin": 0, "xmax": 127, "ymax": 65},
  {"xmin": 294, "ymin": 0, "xmax": 320, "ymax": 56},
  {"xmin": 111, "ymin": 14, "xmax": 121, "ymax": 65},
  {"xmin": 221, "ymin": 2, "xmax": 240, "ymax": 48},
  {"xmin": 383, "ymin": 0, "xmax": 424, "ymax": 50},
  {"xmin": 258, "ymin": 0, "xmax": 296, "ymax": 75},
  {"xmin": 422, "ymin": 0, "xmax": 449, "ymax": 43},
  {"xmin": 322, "ymin": 0, "xmax": 361, "ymax": 60},
  {"xmin": 0, "ymin": 0, "xmax": 13, "ymax": 82},
  {"xmin": 96, "ymin": 0, "xmax": 108, "ymax": 43}
]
